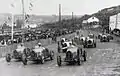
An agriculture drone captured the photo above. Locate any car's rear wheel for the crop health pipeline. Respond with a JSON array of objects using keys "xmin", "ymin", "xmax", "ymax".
[
  {"xmin": 94, "ymin": 43, "xmax": 96, "ymax": 48},
  {"xmin": 22, "ymin": 54, "xmax": 27, "ymax": 65},
  {"xmin": 50, "ymin": 51, "xmax": 54, "ymax": 60},
  {"xmin": 57, "ymin": 56, "xmax": 61, "ymax": 66},
  {"xmin": 6, "ymin": 54, "xmax": 11, "ymax": 62}
]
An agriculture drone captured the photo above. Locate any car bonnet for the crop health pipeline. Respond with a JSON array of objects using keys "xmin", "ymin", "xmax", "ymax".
[
  {"xmin": 33, "ymin": 47, "xmax": 45, "ymax": 53},
  {"xmin": 67, "ymin": 46, "xmax": 78, "ymax": 53}
]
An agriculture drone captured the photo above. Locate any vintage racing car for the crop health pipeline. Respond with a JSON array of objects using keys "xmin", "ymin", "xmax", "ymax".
[
  {"xmin": 57, "ymin": 45, "xmax": 87, "ymax": 66},
  {"xmin": 79, "ymin": 36, "xmax": 86, "ymax": 45},
  {"xmin": 22, "ymin": 43, "xmax": 54, "ymax": 65},
  {"xmin": 88, "ymin": 33, "xmax": 94, "ymax": 38},
  {"xmin": 58, "ymin": 40, "xmax": 73, "ymax": 53},
  {"xmin": 6, "ymin": 43, "xmax": 29, "ymax": 62},
  {"xmin": 83, "ymin": 37, "xmax": 96, "ymax": 48},
  {"xmin": 98, "ymin": 33, "xmax": 113, "ymax": 40},
  {"xmin": 100, "ymin": 34, "xmax": 110, "ymax": 42}
]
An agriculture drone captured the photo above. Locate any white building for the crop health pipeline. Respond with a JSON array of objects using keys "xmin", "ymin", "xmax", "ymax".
[
  {"xmin": 24, "ymin": 24, "xmax": 38, "ymax": 28},
  {"xmin": 87, "ymin": 16, "xmax": 99, "ymax": 24}
]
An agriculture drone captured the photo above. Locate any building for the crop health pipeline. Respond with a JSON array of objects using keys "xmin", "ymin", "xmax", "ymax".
[{"xmin": 87, "ymin": 16, "xmax": 99, "ymax": 25}]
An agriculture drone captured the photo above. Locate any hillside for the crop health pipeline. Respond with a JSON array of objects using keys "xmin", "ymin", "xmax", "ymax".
[{"xmin": 41, "ymin": 5, "xmax": 120, "ymax": 29}]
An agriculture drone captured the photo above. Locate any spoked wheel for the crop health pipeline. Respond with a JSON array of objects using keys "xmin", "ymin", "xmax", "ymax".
[
  {"xmin": 57, "ymin": 56, "xmax": 61, "ymax": 66},
  {"xmin": 6, "ymin": 54, "xmax": 11, "ymax": 62},
  {"xmin": 22, "ymin": 54, "xmax": 27, "ymax": 65},
  {"xmin": 77, "ymin": 57, "xmax": 81, "ymax": 65},
  {"xmin": 83, "ymin": 50, "xmax": 87, "ymax": 61},
  {"xmin": 77, "ymin": 49, "xmax": 81, "ymax": 65},
  {"xmin": 41, "ymin": 56, "xmax": 45, "ymax": 64},
  {"xmin": 50, "ymin": 51, "xmax": 54, "ymax": 60}
]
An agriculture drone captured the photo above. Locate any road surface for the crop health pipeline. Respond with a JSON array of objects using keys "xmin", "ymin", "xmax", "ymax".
[{"xmin": 0, "ymin": 30, "xmax": 120, "ymax": 76}]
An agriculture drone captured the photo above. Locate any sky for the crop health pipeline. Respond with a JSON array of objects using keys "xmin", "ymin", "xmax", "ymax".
[{"xmin": 0, "ymin": 0, "xmax": 120, "ymax": 15}]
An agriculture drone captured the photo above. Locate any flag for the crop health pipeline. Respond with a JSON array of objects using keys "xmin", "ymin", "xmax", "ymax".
[
  {"xmin": 30, "ymin": 3, "xmax": 33, "ymax": 7},
  {"xmin": 8, "ymin": 17, "xmax": 11, "ymax": 21},
  {"xmin": 11, "ymin": 3, "xmax": 15, "ymax": 8},
  {"xmin": 29, "ymin": 2, "xmax": 33, "ymax": 11}
]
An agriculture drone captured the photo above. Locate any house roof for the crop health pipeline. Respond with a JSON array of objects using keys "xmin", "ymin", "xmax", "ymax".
[{"xmin": 87, "ymin": 16, "xmax": 99, "ymax": 23}]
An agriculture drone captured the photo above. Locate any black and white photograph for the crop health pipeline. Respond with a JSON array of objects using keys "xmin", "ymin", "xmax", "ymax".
[{"xmin": 0, "ymin": 0, "xmax": 120, "ymax": 76}]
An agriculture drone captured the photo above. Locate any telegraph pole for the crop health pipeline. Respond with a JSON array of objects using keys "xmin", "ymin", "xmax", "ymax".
[
  {"xmin": 72, "ymin": 12, "xmax": 74, "ymax": 26},
  {"xmin": 21, "ymin": 0, "xmax": 25, "ymax": 43},
  {"xmin": 11, "ymin": 14, "xmax": 14, "ymax": 40},
  {"xmin": 59, "ymin": 4, "xmax": 61, "ymax": 27},
  {"xmin": 21, "ymin": 0, "xmax": 25, "ymax": 29}
]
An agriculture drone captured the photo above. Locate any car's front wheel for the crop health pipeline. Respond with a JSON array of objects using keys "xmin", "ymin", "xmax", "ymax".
[
  {"xmin": 6, "ymin": 54, "xmax": 11, "ymax": 62},
  {"xmin": 22, "ymin": 54, "xmax": 27, "ymax": 65},
  {"xmin": 57, "ymin": 56, "xmax": 61, "ymax": 66},
  {"xmin": 83, "ymin": 50, "xmax": 87, "ymax": 61}
]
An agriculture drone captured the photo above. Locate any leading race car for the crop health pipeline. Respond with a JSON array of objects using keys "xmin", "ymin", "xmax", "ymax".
[
  {"xmin": 6, "ymin": 43, "xmax": 29, "ymax": 62},
  {"xmin": 83, "ymin": 37, "xmax": 96, "ymax": 48},
  {"xmin": 58, "ymin": 40, "xmax": 72, "ymax": 53},
  {"xmin": 22, "ymin": 43, "xmax": 54, "ymax": 65},
  {"xmin": 57, "ymin": 45, "xmax": 87, "ymax": 66}
]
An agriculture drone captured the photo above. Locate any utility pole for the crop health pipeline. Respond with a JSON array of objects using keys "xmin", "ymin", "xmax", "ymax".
[
  {"xmin": 72, "ymin": 12, "xmax": 74, "ymax": 27},
  {"xmin": 21, "ymin": 0, "xmax": 25, "ymax": 43},
  {"xmin": 11, "ymin": 14, "xmax": 14, "ymax": 40},
  {"xmin": 21, "ymin": 0, "xmax": 25, "ymax": 29},
  {"xmin": 59, "ymin": 4, "xmax": 61, "ymax": 27}
]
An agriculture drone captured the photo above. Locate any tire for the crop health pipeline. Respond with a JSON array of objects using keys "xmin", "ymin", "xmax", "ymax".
[
  {"xmin": 77, "ymin": 49, "xmax": 81, "ymax": 65},
  {"xmin": 22, "ymin": 54, "xmax": 27, "ymax": 65},
  {"xmin": 94, "ymin": 43, "xmax": 96, "ymax": 48},
  {"xmin": 58, "ymin": 46, "xmax": 61, "ymax": 53},
  {"xmin": 6, "ymin": 54, "xmax": 11, "ymax": 62},
  {"xmin": 50, "ymin": 51, "xmax": 54, "ymax": 60},
  {"xmin": 83, "ymin": 51, "xmax": 87, "ymax": 61},
  {"xmin": 107, "ymin": 39, "xmax": 110, "ymax": 42},
  {"xmin": 57, "ymin": 56, "xmax": 61, "ymax": 66},
  {"xmin": 41, "ymin": 56, "xmax": 45, "ymax": 64},
  {"xmin": 77, "ymin": 57, "xmax": 81, "ymax": 65},
  {"xmin": 83, "ymin": 45, "xmax": 86, "ymax": 48}
]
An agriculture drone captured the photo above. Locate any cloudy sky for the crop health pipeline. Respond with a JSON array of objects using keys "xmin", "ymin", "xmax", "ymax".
[{"xmin": 0, "ymin": 0, "xmax": 120, "ymax": 15}]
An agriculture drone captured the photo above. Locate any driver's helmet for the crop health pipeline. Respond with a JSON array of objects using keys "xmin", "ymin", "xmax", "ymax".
[
  {"xmin": 81, "ymin": 34, "xmax": 83, "ymax": 37},
  {"xmin": 20, "ymin": 43, "xmax": 24, "ymax": 47},
  {"xmin": 38, "ymin": 42, "xmax": 42, "ymax": 47}
]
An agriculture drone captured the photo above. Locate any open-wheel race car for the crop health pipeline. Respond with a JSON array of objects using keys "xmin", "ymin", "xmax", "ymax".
[
  {"xmin": 79, "ymin": 36, "xmax": 86, "ymax": 45},
  {"xmin": 83, "ymin": 37, "xmax": 96, "ymax": 48},
  {"xmin": 58, "ymin": 40, "xmax": 73, "ymax": 53},
  {"xmin": 98, "ymin": 33, "xmax": 113, "ymax": 40},
  {"xmin": 21, "ymin": 43, "xmax": 54, "ymax": 65},
  {"xmin": 6, "ymin": 43, "xmax": 29, "ymax": 62},
  {"xmin": 88, "ymin": 33, "xmax": 95, "ymax": 38},
  {"xmin": 57, "ymin": 45, "xmax": 87, "ymax": 66},
  {"xmin": 99, "ymin": 34, "xmax": 110, "ymax": 42}
]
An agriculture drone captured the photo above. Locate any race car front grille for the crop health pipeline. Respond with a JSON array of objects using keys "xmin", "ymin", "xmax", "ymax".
[
  {"xmin": 66, "ymin": 51, "xmax": 73, "ymax": 59},
  {"xmin": 88, "ymin": 40, "xmax": 92, "ymax": 44}
]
